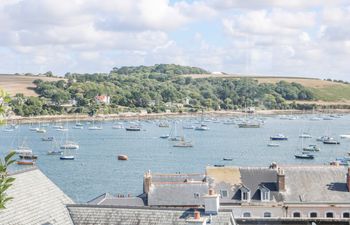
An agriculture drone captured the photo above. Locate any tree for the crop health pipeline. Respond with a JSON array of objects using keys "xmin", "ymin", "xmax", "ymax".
[{"xmin": 0, "ymin": 152, "xmax": 16, "ymax": 209}]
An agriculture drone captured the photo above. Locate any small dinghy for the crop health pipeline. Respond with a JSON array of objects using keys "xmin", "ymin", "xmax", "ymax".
[{"xmin": 118, "ymin": 155, "xmax": 128, "ymax": 160}]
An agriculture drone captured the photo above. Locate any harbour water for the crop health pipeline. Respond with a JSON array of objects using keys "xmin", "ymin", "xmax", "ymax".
[{"xmin": 1, "ymin": 114, "xmax": 350, "ymax": 202}]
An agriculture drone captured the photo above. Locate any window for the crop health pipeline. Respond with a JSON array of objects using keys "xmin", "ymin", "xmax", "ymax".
[
  {"xmin": 293, "ymin": 212, "xmax": 301, "ymax": 218},
  {"xmin": 242, "ymin": 191, "xmax": 249, "ymax": 201},
  {"xmin": 343, "ymin": 212, "xmax": 350, "ymax": 218},
  {"xmin": 220, "ymin": 190, "xmax": 228, "ymax": 198},
  {"xmin": 326, "ymin": 212, "xmax": 334, "ymax": 218},
  {"xmin": 261, "ymin": 190, "xmax": 270, "ymax": 201},
  {"xmin": 264, "ymin": 212, "xmax": 272, "ymax": 218},
  {"xmin": 310, "ymin": 212, "xmax": 317, "ymax": 218},
  {"xmin": 243, "ymin": 212, "xmax": 251, "ymax": 218},
  {"xmin": 194, "ymin": 193, "xmax": 200, "ymax": 198}
]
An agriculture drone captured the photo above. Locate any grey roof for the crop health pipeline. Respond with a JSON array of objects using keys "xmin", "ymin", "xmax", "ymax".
[
  {"xmin": 239, "ymin": 167, "xmax": 280, "ymax": 201},
  {"xmin": 0, "ymin": 167, "xmax": 74, "ymax": 225},
  {"xmin": 146, "ymin": 173, "xmax": 209, "ymax": 206},
  {"xmin": 283, "ymin": 165, "xmax": 350, "ymax": 203},
  {"xmin": 67, "ymin": 205, "xmax": 234, "ymax": 225},
  {"xmin": 87, "ymin": 193, "xmax": 145, "ymax": 206}
]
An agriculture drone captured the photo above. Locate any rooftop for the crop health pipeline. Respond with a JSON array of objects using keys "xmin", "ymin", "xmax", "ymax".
[{"xmin": 0, "ymin": 167, "xmax": 74, "ymax": 225}]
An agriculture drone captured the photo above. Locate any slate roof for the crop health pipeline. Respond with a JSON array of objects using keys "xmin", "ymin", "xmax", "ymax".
[
  {"xmin": 0, "ymin": 167, "xmax": 74, "ymax": 225},
  {"xmin": 67, "ymin": 205, "xmax": 234, "ymax": 225},
  {"xmin": 283, "ymin": 165, "xmax": 350, "ymax": 203},
  {"xmin": 87, "ymin": 193, "xmax": 145, "ymax": 206},
  {"xmin": 151, "ymin": 173, "xmax": 206, "ymax": 183},
  {"xmin": 239, "ymin": 167, "xmax": 280, "ymax": 202},
  {"xmin": 148, "ymin": 182, "xmax": 209, "ymax": 206}
]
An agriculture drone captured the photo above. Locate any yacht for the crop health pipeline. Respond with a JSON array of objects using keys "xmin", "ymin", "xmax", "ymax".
[{"xmin": 270, "ymin": 134, "xmax": 288, "ymax": 141}]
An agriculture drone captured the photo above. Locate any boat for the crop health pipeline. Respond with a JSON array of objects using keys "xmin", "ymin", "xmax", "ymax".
[
  {"xmin": 214, "ymin": 164, "xmax": 225, "ymax": 167},
  {"xmin": 195, "ymin": 110, "xmax": 209, "ymax": 131},
  {"xmin": 56, "ymin": 127, "xmax": 68, "ymax": 132},
  {"xmin": 36, "ymin": 128, "xmax": 46, "ymax": 133},
  {"xmin": 295, "ymin": 152, "xmax": 314, "ymax": 159},
  {"xmin": 223, "ymin": 158, "xmax": 233, "ymax": 161},
  {"xmin": 112, "ymin": 123, "xmax": 124, "ymax": 129},
  {"xmin": 303, "ymin": 144, "xmax": 320, "ymax": 152},
  {"xmin": 160, "ymin": 134, "xmax": 170, "ymax": 139},
  {"xmin": 182, "ymin": 124, "xmax": 194, "ymax": 129},
  {"xmin": 88, "ymin": 119, "xmax": 103, "ymax": 130},
  {"xmin": 29, "ymin": 127, "xmax": 39, "ymax": 131},
  {"xmin": 17, "ymin": 159, "xmax": 35, "ymax": 165},
  {"xmin": 118, "ymin": 155, "xmax": 128, "ymax": 160},
  {"xmin": 47, "ymin": 150, "xmax": 63, "ymax": 155},
  {"xmin": 60, "ymin": 153, "xmax": 75, "ymax": 160},
  {"xmin": 173, "ymin": 139, "xmax": 193, "ymax": 147},
  {"xmin": 125, "ymin": 125, "xmax": 141, "ymax": 131},
  {"xmin": 223, "ymin": 120, "xmax": 235, "ymax": 125},
  {"xmin": 316, "ymin": 136, "xmax": 330, "ymax": 142},
  {"xmin": 340, "ymin": 134, "xmax": 350, "ymax": 139},
  {"xmin": 270, "ymin": 134, "xmax": 288, "ymax": 141},
  {"xmin": 52, "ymin": 124, "xmax": 64, "ymax": 129},
  {"xmin": 72, "ymin": 125, "xmax": 84, "ymax": 129},
  {"xmin": 194, "ymin": 124, "xmax": 209, "ymax": 131},
  {"xmin": 19, "ymin": 152, "xmax": 38, "ymax": 160},
  {"xmin": 158, "ymin": 122, "xmax": 169, "ymax": 128},
  {"xmin": 60, "ymin": 141, "xmax": 79, "ymax": 149},
  {"xmin": 299, "ymin": 132, "xmax": 312, "ymax": 138},
  {"xmin": 41, "ymin": 136, "xmax": 54, "ymax": 141},
  {"xmin": 267, "ymin": 143, "xmax": 280, "ymax": 147},
  {"xmin": 323, "ymin": 138, "xmax": 340, "ymax": 145},
  {"xmin": 238, "ymin": 121, "xmax": 260, "ymax": 128}
]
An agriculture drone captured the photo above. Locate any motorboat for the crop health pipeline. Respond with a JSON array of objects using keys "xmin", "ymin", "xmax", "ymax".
[
  {"xmin": 267, "ymin": 143, "xmax": 280, "ymax": 147},
  {"xmin": 29, "ymin": 127, "xmax": 39, "ymax": 131},
  {"xmin": 158, "ymin": 122, "xmax": 169, "ymax": 128},
  {"xmin": 72, "ymin": 125, "xmax": 84, "ymax": 129},
  {"xmin": 56, "ymin": 128, "xmax": 68, "ymax": 132},
  {"xmin": 270, "ymin": 134, "xmax": 288, "ymax": 141},
  {"xmin": 60, "ymin": 155, "xmax": 75, "ymax": 160},
  {"xmin": 19, "ymin": 152, "xmax": 38, "ymax": 160},
  {"xmin": 295, "ymin": 152, "xmax": 314, "ymax": 159},
  {"xmin": 112, "ymin": 124, "xmax": 124, "ymax": 129},
  {"xmin": 316, "ymin": 136, "xmax": 330, "ymax": 142},
  {"xmin": 223, "ymin": 158, "xmax": 233, "ymax": 161},
  {"xmin": 118, "ymin": 155, "xmax": 128, "ymax": 160},
  {"xmin": 42, "ymin": 136, "xmax": 54, "ymax": 141},
  {"xmin": 36, "ymin": 128, "xmax": 46, "ymax": 133},
  {"xmin": 323, "ymin": 138, "xmax": 340, "ymax": 144},
  {"xmin": 160, "ymin": 134, "xmax": 170, "ymax": 139},
  {"xmin": 303, "ymin": 144, "xmax": 320, "ymax": 152},
  {"xmin": 88, "ymin": 126, "xmax": 103, "ymax": 130},
  {"xmin": 125, "ymin": 125, "xmax": 141, "ymax": 131}
]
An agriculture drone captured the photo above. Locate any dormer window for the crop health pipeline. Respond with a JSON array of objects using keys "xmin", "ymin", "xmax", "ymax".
[
  {"xmin": 240, "ymin": 185, "xmax": 251, "ymax": 202},
  {"xmin": 220, "ymin": 190, "xmax": 228, "ymax": 198},
  {"xmin": 259, "ymin": 185, "xmax": 270, "ymax": 202}
]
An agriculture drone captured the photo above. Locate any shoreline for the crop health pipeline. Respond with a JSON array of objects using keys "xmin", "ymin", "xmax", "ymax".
[{"xmin": 3, "ymin": 109, "xmax": 350, "ymax": 124}]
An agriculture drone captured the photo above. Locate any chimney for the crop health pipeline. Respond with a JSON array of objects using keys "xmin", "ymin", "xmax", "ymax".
[
  {"xmin": 347, "ymin": 167, "xmax": 350, "ymax": 192},
  {"xmin": 186, "ymin": 210, "xmax": 207, "ymax": 225},
  {"xmin": 277, "ymin": 168, "xmax": 285, "ymax": 192},
  {"xmin": 203, "ymin": 189, "xmax": 220, "ymax": 215},
  {"xmin": 143, "ymin": 170, "xmax": 152, "ymax": 194}
]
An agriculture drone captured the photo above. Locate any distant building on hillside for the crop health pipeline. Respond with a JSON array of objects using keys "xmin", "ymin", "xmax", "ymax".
[{"xmin": 95, "ymin": 95, "xmax": 110, "ymax": 105}]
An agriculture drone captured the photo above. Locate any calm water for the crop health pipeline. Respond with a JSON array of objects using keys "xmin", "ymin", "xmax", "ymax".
[{"xmin": 1, "ymin": 115, "xmax": 350, "ymax": 202}]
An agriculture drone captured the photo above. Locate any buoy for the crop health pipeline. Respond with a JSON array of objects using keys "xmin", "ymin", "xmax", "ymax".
[{"xmin": 118, "ymin": 155, "xmax": 128, "ymax": 160}]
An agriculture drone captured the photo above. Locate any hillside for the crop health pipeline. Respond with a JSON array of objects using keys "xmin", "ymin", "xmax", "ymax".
[
  {"xmin": 184, "ymin": 74, "xmax": 350, "ymax": 102},
  {"xmin": 0, "ymin": 74, "xmax": 64, "ymax": 96}
]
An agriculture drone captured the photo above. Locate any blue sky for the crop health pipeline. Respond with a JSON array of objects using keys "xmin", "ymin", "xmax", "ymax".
[{"xmin": 0, "ymin": 0, "xmax": 350, "ymax": 80}]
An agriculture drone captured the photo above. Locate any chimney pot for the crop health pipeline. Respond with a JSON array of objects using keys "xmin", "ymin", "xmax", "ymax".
[
  {"xmin": 209, "ymin": 189, "xmax": 214, "ymax": 195},
  {"xmin": 194, "ymin": 211, "xmax": 200, "ymax": 220}
]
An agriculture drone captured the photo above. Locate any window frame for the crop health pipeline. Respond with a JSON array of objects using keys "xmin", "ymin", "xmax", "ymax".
[
  {"xmin": 342, "ymin": 212, "xmax": 350, "ymax": 218},
  {"xmin": 292, "ymin": 211, "xmax": 301, "ymax": 218},
  {"xmin": 263, "ymin": 212, "xmax": 272, "ymax": 218},
  {"xmin": 242, "ymin": 212, "xmax": 251, "ymax": 218},
  {"xmin": 309, "ymin": 212, "xmax": 318, "ymax": 218},
  {"xmin": 325, "ymin": 211, "xmax": 334, "ymax": 218},
  {"xmin": 220, "ymin": 189, "xmax": 228, "ymax": 198}
]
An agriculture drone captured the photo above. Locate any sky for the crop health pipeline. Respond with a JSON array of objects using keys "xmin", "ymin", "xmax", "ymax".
[{"xmin": 1, "ymin": 0, "xmax": 350, "ymax": 80}]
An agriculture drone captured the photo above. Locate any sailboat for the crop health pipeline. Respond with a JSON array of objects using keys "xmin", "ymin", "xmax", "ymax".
[
  {"xmin": 194, "ymin": 110, "xmax": 209, "ymax": 131},
  {"xmin": 60, "ymin": 128, "xmax": 79, "ymax": 150},
  {"xmin": 36, "ymin": 122, "xmax": 46, "ymax": 133},
  {"xmin": 47, "ymin": 140, "xmax": 63, "ymax": 155},
  {"xmin": 88, "ymin": 118, "xmax": 103, "ymax": 130},
  {"xmin": 173, "ymin": 122, "xmax": 193, "ymax": 148},
  {"xmin": 169, "ymin": 121, "xmax": 181, "ymax": 141}
]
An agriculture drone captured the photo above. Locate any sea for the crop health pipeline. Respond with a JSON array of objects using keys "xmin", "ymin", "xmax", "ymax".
[{"xmin": 1, "ymin": 114, "xmax": 349, "ymax": 202}]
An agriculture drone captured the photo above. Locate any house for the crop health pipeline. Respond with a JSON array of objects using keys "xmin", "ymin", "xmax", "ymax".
[{"xmin": 95, "ymin": 95, "xmax": 111, "ymax": 105}]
